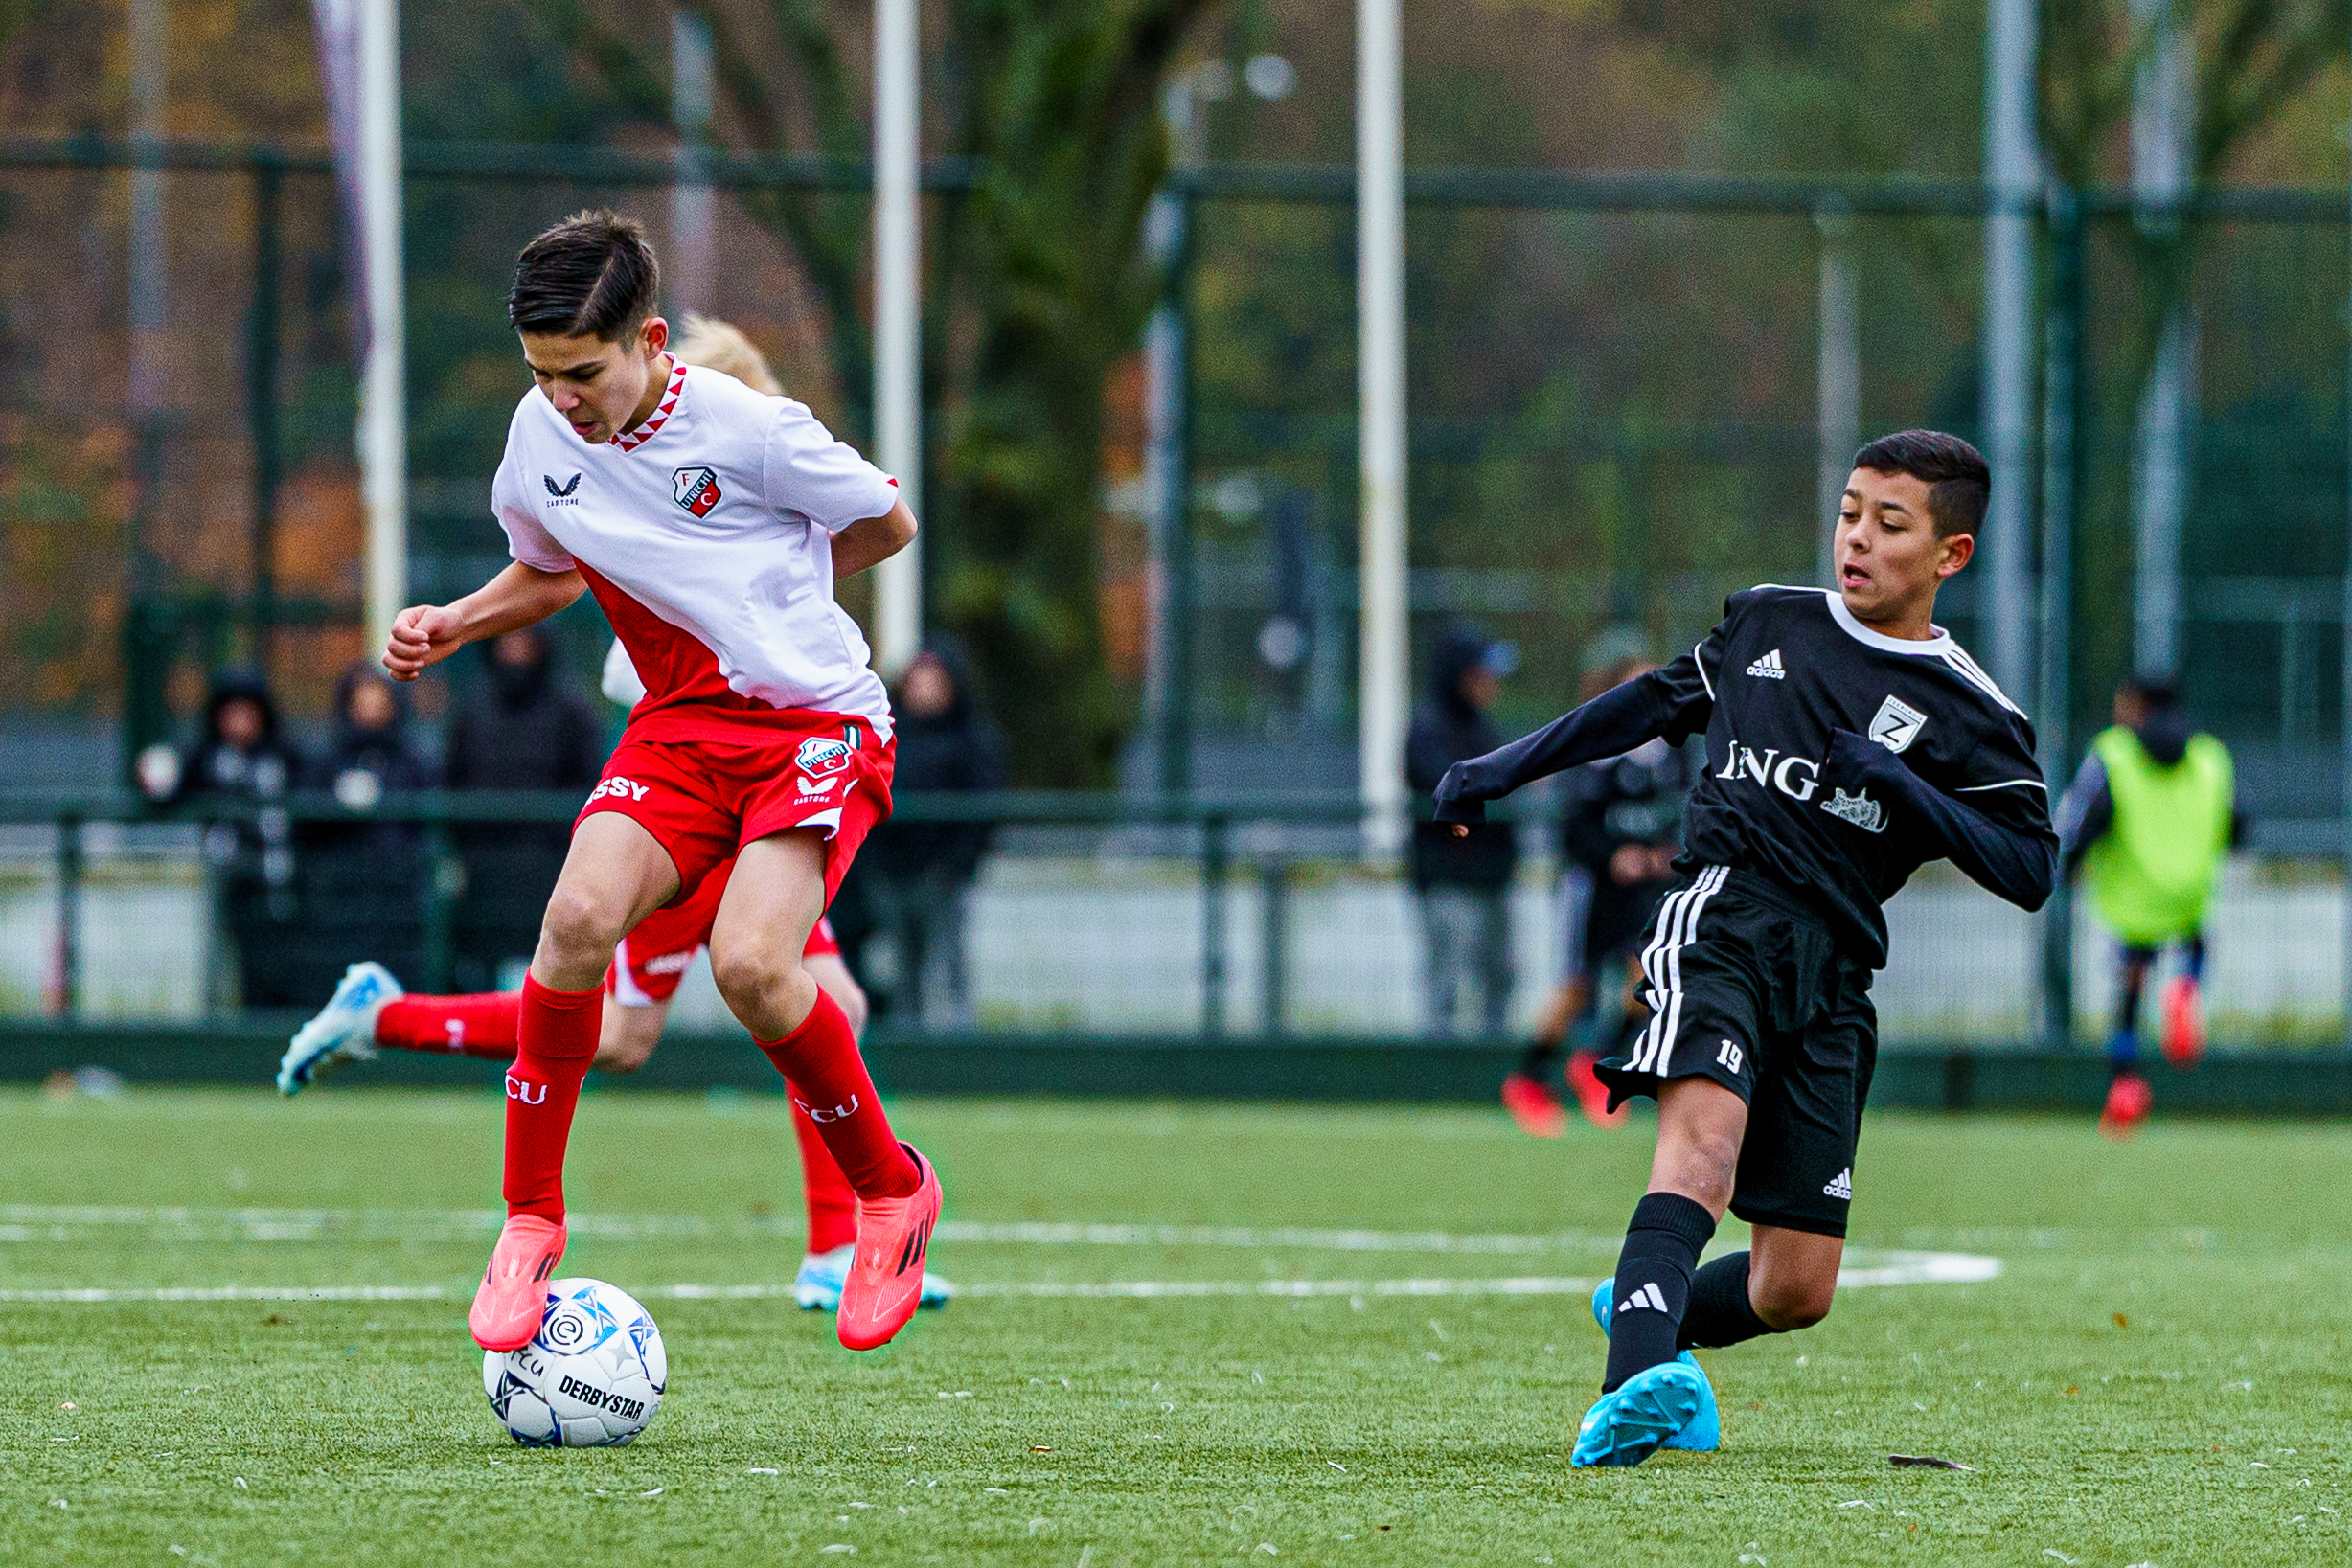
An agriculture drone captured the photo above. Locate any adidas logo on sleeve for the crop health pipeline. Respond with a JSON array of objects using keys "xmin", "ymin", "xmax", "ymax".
[
  {"xmin": 1745, "ymin": 648, "xmax": 1786, "ymax": 679},
  {"xmin": 1822, "ymin": 1168, "xmax": 1853, "ymax": 1200}
]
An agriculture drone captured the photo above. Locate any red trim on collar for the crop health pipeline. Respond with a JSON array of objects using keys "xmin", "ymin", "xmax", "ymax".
[{"xmin": 612, "ymin": 356, "xmax": 687, "ymax": 453}]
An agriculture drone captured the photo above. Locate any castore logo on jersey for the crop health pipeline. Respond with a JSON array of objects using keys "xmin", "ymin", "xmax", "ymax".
[{"xmin": 543, "ymin": 473, "xmax": 582, "ymax": 505}]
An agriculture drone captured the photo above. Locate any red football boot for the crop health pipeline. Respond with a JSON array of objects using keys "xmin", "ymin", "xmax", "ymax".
[
  {"xmin": 837, "ymin": 1145, "xmax": 941, "ymax": 1352},
  {"xmin": 469, "ymin": 1213, "xmax": 566, "ymax": 1351},
  {"xmin": 2098, "ymin": 1073, "xmax": 2153, "ymax": 1141},
  {"xmin": 1564, "ymin": 1050, "xmax": 1629, "ymax": 1129},
  {"xmin": 1501, "ymin": 1072, "xmax": 1568, "ymax": 1138},
  {"xmin": 2159, "ymin": 975, "xmax": 2204, "ymax": 1067}
]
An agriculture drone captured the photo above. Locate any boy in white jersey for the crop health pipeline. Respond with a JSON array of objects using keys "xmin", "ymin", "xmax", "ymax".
[{"xmin": 382, "ymin": 211, "xmax": 939, "ymax": 1354}]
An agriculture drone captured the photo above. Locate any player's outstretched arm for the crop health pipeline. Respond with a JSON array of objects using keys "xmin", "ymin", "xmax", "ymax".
[
  {"xmin": 1434, "ymin": 678, "xmax": 1675, "ymax": 829},
  {"xmin": 829, "ymin": 498, "xmax": 918, "ymax": 579},
  {"xmin": 1825, "ymin": 729, "xmax": 2056, "ymax": 911},
  {"xmin": 382, "ymin": 561, "xmax": 585, "ymax": 681}
]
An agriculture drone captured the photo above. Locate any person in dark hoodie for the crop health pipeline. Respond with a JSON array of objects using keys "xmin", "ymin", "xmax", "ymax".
[
  {"xmin": 2057, "ymin": 677, "xmax": 2240, "ymax": 1137},
  {"xmin": 856, "ymin": 638, "xmax": 1007, "ymax": 1029},
  {"xmin": 1404, "ymin": 625, "xmax": 1519, "ymax": 1035},
  {"xmin": 296, "ymin": 663, "xmax": 440, "ymax": 998},
  {"xmin": 141, "ymin": 670, "xmax": 309, "ymax": 1007},
  {"xmin": 445, "ymin": 628, "xmax": 606, "ymax": 989}
]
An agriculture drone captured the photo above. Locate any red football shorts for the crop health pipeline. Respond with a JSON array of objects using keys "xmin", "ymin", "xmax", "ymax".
[
  {"xmin": 605, "ymin": 852, "xmax": 845, "ymax": 1007},
  {"xmin": 579, "ymin": 710, "xmax": 893, "ymax": 914}
]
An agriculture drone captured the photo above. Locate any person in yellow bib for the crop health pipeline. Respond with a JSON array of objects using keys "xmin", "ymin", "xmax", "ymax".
[{"xmin": 2056, "ymin": 678, "xmax": 2240, "ymax": 1137}]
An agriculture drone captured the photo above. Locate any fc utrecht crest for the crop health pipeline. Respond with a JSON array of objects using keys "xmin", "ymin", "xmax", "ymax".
[
  {"xmin": 1867, "ymin": 694, "xmax": 1927, "ymax": 753},
  {"xmin": 795, "ymin": 736, "xmax": 854, "ymax": 779},
  {"xmin": 672, "ymin": 466, "xmax": 722, "ymax": 517}
]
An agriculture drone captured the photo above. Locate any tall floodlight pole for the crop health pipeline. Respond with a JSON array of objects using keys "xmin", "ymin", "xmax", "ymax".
[
  {"xmin": 127, "ymin": 0, "xmax": 166, "ymax": 430},
  {"xmin": 1357, "ymin": 0, "xmax": 1408, "ymax": 852},
  {"xmin": 671, "ymin": 11, "xmax": 716, "ymax": 318},
  {"xmin": 357, "ymin": 0, "xmax": 406, "ymax": 654},
  {"xmin": 871, "ymin": 0, "xmax": 922, "ymax": 674},
  {"xmin": 1815, "ymin": 208, "xmax": 1859, "ymax": 588},
  {"xmin": 2130, "ymin": 0, "xmax": 2194, "ymax": 682},
  {"xmin": 1980, "ymin": 0, "xmax": 2037, "ymax": 696},
  {"xmin": 2341, "ymin": 25, "xmax": 2352, "ymax": 1049}
]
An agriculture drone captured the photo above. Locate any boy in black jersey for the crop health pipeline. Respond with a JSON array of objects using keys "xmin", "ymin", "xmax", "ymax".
[{"xmin": 1435, "ymin": 431, "xmax": 2057, "ymax": 1466}]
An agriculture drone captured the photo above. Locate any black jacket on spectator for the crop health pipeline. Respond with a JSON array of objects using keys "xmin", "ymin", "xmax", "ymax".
[
  {"xmin": 298, "ymin": 668, "xmax": 439, "ymax": 983},
  {"xmin": 1405, "ymin": 632, "xmax": 1517, "ymax": 890},
  {"xmin": 870, "ymin": 638, "xmax": 1009, "ymax": 886},
  {"xmin": 443, "ymin": 630, "xmax": 605, "ymax": 990}
]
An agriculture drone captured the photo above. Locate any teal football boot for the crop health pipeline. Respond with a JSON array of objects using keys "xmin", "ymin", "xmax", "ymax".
[
  {"xmin": 1569, "ymin": 1359, "xmax": 1707, "ymax": 1467},
  {"xmin": 1589, "ymin": 1279, "xmax": 1721, "ymax": 1451}
]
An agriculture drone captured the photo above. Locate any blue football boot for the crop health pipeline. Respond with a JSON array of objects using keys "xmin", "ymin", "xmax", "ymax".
[
  {"xmin": 1570, "ymin": 1359, "xmax": 1708, "ymax": 1467},
  {"xmin": 278, "ymin": 962, "xmax": 399, "ymax": 1095},
  {"xmin": 792, "ymin": 1243, "xmax": 956, "ymax": 1312},
  {"xmin": 1589, "ymin": 1279, "xmax": 1721, "ymax": 1451}
]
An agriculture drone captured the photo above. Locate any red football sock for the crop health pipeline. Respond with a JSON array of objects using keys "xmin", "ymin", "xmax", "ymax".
[
  {"xmin": 757, "ymin": 989, "xmax": 918, "ymax": 1200},
  {"xmin": 504, "ymin": 976, "xmax": 603, "ymax": 1222},
  {"xmin": 375, "ymin": 993, "xmax": 522, "ymax": 1058},
  {"xmin": 787, "ymin": 1079, "xmax": 858, "ymax": 1254}
]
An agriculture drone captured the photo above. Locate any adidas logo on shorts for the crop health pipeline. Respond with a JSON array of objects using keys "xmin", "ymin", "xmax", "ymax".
[
  {"xmin": 1822, "ymin": 1168, "xmax": 1853, "ymax": 1200},
  {"xmin": 1745, "ymin": 648, "xmax": 1787, "ymax": 679}
]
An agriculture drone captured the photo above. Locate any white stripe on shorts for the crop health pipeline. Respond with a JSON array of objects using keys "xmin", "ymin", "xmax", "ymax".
[{"xmin": 1629, "ymin": 865, "xmax": 1728, "ymax": 1076}]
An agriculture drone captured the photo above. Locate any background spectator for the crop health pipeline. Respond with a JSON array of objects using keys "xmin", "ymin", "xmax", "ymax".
[
  {"xmin": 141, "ymin": 670, "xmax": 307, "ymax": 1008},
  {"xmin": 1506, "ymin": 638, "xmax": 1695, "ymax": 1135},
  {"xmin": 854, "ymin": 638, "xmax": 1007, "ymax": 1031},
  {"xmin": 2060, "ymin": 676, "xmax": 2242, "ymax": 1137},
  {"xmin": 445, "ymin": 628, "xmax": 605, "ymax": 989},
  {"xmin": 296, "ymin": 664, "xmax": 439, "ymax": 999},
  {"xmin": 1404, "ymin": 625, "xmax": 1519, "ymax": 1036}
]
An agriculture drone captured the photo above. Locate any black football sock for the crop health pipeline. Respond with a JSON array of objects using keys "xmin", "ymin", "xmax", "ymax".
[
  {"xmin": 1601, "ymin": 1192, "xmax": 1715, "ymax": 1392},
  {"xmin": 1677, "ymin": 1250, "xmax": 1776, "ymax": 1351}
]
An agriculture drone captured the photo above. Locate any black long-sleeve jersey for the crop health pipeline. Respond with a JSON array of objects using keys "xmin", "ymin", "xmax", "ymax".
[{"xmin": 1436, "ymin": 585, "xmax": 2057, "ymax": 968}]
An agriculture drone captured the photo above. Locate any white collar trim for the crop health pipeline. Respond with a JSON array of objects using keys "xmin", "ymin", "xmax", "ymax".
[{"xmin": 1823, "ymin": 589, "xmax": 1953, "ymax": 655}]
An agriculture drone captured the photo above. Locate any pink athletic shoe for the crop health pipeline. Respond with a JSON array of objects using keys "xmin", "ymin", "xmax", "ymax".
[
  {"xmin": 2160, "ymin": 975, "xmax": 2204, "ymax": 1067},
  {"xmin": 837, "ymin": 1145, "xmax": 941, "ymax": 1352},
  {"xmin": 469, "ymin": 1213, "xmax": 566, "ymax": 1352}
]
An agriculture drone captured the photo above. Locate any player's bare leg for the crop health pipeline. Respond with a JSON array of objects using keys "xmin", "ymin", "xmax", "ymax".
[
  {"xmin": 712, "ymin": 830, "xmax": 937, "ymax": 1350},
  {"xmin": 470, "ymin": 814, "xmax": 678, "ymax": 1351}
]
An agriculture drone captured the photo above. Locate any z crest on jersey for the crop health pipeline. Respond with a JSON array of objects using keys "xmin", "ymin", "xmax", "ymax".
[{"xmin": 1868, "ymin": 694, "xmax": 1927, "ymax": 753}]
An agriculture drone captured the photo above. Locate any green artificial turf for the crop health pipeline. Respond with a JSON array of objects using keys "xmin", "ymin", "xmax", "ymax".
[{"xmin": 1, "ymin": 1085, "xmax": 2348, "ymax": 1565}]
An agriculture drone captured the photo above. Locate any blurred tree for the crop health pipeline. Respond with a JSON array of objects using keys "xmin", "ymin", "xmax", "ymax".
[{"xmin": 529, "ymin": 0, "xmax": 1222, "ymax": 784}]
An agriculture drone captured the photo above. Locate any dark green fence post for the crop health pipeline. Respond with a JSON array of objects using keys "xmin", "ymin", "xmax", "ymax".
[
  {"xmin": 52, "ymin": 810, "xmax": 82, "ymax": 1019},
  {"xmin": 422, "ymin": 821, "xmax": 458, "ymax": 993},
  {"xmin": 2036, "ymin": 185, "xmax": 2084, "ymax": 1049},
  {"xmin": 248, "ymin": 149, "xmax": 284, "ymax": 673},
  {"xmin": 1259, "ymin": 856, "xmax": 1289, "ymax": 1036},
  {"xmin": 1159, "ymin": 187, "xmax": 1199, "ymax": 796},
  {"xmin": 1201, "ymin": 812, "xmax": 1228, "ymax": 1037}
]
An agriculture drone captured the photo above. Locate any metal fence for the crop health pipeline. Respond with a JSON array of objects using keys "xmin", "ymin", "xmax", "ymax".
[{"xmin": 1, "ymin": 788, "xmax": 2340, "ymax": 1051}]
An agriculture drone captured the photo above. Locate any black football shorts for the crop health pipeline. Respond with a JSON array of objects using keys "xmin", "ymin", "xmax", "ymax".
[{"xmin": 1593, "ymin": 865, "xmax": 1878, "ymax": 1238}]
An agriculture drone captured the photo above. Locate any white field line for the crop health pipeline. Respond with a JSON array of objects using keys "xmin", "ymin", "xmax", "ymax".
[
  {"xmin": 0, "ymin": 1205, "xmax": 1625, "ymax": 1254},
  {"xmin": 0, "ymin": 1251, "xmax": 1998, "ymax": 1305}
]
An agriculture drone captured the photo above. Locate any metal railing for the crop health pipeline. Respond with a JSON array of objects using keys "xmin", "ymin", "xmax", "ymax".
[{"xmin": 1, "ymin": 787, "xmax": 2344, "ymax": 1051}]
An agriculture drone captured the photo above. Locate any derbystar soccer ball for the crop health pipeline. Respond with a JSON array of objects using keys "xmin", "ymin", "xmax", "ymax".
[{"xmin": 482, "ymin": 1278, "xmax": 667, "ymax": 1447}]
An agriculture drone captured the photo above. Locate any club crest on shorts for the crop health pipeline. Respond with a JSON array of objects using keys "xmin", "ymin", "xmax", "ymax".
[
  {"xmin": 796, "ymin": 736, "xmax": 854, "ymax": 780},
  {"xmin": 672, "ymin": 466, "xmax": 722, "ymax": 517},
  {"xmin": 1868, "ymin": 694, "xmax": 1927, "ymax": 753}
]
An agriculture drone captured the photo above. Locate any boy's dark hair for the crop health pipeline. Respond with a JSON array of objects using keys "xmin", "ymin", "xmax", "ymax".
[
  {"xmin": 1852, "ymin": 429, "xmax": 1991, "ymax": 539},
  {"xmin": 507, "ymin": 210, "xmax": 660, "ymax": 340}
]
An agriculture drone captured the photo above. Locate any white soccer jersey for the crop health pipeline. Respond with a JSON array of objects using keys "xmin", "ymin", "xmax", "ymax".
[{"xmin": 491, "ymin": 356, "xmax": 899, "ymax": 737}]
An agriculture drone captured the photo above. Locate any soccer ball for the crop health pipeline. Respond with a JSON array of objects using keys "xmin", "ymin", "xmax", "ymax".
[{"xmin": 482, "ymin": 1278, "xmax": 667, "ymax": 1447}]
